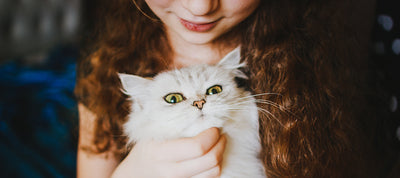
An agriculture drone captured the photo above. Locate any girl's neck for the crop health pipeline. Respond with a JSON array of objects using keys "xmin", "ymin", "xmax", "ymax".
[{"xmin": 168, "ymin": 31, "xmax": 240, "ymax": 68}]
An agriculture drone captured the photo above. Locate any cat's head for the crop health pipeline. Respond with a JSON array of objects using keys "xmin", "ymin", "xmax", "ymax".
[{"xmin": 119, "ymin": 48, "xmax": 255, "ymax": 140}]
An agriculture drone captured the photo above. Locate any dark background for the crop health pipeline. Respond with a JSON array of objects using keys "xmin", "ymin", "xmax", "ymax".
[{"xmin": 0, "ymin": 0, "xmax": 399, "ymax": 177}]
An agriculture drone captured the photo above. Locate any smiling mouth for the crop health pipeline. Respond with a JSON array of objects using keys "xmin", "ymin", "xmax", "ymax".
[{"xmin": 179, "ymin": 18, "xmax": 219, "ymax": 32}]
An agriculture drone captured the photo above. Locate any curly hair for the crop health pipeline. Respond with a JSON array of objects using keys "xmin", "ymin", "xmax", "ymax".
[{"xmin": 75, "ymin": 0, "xmax": 395, "ymax": 177}]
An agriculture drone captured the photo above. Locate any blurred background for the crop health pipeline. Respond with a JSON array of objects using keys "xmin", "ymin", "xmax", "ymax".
[
  {"xmin": 0, "ymin": 0, "xmax": 85, "ymax": 177},
  {"xmin": 0, "ymin": 0, "xmax": 399, "ymax": 177}
]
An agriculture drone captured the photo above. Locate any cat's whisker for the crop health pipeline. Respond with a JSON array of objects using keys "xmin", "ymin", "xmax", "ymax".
[
  {"xmin": 219, "ymin": 104, "xmax": 295, "ymax": 129},
  {"xmin": 255, "ymin": 99, "xmax": 298, "ymax": 119},
  {"xmin": 225, "ymin": 107, "xmax": 254, "ymax": 111},
  {"xmin": 226, "ymin": 97, "xmax": 255, "ymax": 104},
  {"xmin": 221, "ymin": 105, "xmax": 258, "ymax": 112},
  {"xmin": 256, "ymin": 99, "xmax": 287, "ymax": 111},
  {"xmin": 226, "ymin": 100, "xmax": 254, "ymax": 106},
  {"xmin": 230, "ymin": 93, "xmax": 284, "ymax": 107},
  {"xmin": 257, "ymin": 107, "xmax": 286, "ymax": 127},
  {"xmin": 238, "ymin": 92, "xmax": 283, "ymax": 100},
  {"xmin": 206, "ymin": 98, "xmax": 253, "ymax": 109},
  {"xmin": 208, "ymin": 104, "xmax": 252, "ymax": 111}
]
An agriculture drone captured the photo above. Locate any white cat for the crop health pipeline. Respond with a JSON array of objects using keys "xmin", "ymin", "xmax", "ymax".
[{"xmin": 119, "ymin": 48, "xmax": 266, "ymax": 178}]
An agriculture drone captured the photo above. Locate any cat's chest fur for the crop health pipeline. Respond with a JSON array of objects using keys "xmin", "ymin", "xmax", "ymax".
[{"xmin": 119, "ymin": 48, "xmax": 266, "ymax": 178}]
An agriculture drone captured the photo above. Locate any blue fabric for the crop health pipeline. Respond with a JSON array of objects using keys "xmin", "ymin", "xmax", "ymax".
[{"xmin": 0, "ymin": 46, "xmax": 78, "ymax": 178}]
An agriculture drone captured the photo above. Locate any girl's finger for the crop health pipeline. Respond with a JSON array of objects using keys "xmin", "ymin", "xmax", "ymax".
[
  {"xmin": 156, "ymin": 127, "xmax": 221, "ymax": 162},
  {"xmin": 174, "ymin": 135, "xmax": 226, "ymax": 177}
]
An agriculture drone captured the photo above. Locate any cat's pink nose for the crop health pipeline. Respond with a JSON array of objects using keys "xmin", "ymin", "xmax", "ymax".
[{"xmin": 193, "ymin": 99, "xmax": 206, "ymax": 110}]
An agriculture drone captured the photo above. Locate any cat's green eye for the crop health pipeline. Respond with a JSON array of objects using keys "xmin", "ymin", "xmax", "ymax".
[
  {"xmin": 164, "ymin": 93, "xmax": 185, "ymax": 104},
  {"xmin": 206, "ymin": 85, "xmax": 223, "ymax": 95}
]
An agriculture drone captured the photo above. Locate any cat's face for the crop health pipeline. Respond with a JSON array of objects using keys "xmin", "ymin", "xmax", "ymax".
[
  {"xmin": 119, "ymin": 48, "xmax": 254, "ymax": 140},
  {"xmin": 146, "ymin": 64, "xmax": 245, "ymax": 130}
]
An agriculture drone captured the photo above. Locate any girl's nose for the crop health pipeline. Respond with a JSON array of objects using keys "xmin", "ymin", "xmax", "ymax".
[{"xmin": 181, "ymin": 0, "xmax": 219, "ymax": 16}]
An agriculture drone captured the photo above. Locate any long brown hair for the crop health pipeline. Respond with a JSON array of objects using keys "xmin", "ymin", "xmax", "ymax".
[{"xmin": 75, "ymin": 0, "xmax": 391, "ymax": 177}]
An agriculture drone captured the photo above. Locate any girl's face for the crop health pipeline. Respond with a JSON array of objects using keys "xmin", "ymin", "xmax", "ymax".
[{"xmin": 144, "ymin": 0, "xmax": 260, "ymax": 45}]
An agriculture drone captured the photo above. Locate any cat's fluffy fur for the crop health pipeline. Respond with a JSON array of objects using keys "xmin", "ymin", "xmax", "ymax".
[{"xmin": 119, "ymin": 48, "xmax": 266, "ymax": 178}]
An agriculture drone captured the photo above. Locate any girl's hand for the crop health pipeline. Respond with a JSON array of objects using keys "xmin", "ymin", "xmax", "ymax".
[{"xmin": 111, "ymin": 127, "xmax": 227, "ymax": 178}]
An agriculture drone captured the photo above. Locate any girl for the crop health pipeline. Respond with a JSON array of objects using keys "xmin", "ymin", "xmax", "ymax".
[{"xmin": 75, "ymin": 0, "xmax": 398, "ymax": 177}]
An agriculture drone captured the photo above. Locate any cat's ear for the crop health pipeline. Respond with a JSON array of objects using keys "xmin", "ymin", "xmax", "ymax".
[
  {"xmin": 118, "ymin": 73, "xmax": 151, "ymax": 97},
  {"xmin": 217, "ymin": 47, "xmax": 244, "ymax": 69},
  {"xmin": 217, "ymin": 47, "xmax": 248, "ymax": 79}
]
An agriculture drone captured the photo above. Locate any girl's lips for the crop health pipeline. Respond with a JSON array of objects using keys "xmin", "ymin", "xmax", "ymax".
[{"xmin": 179, "ymin": 18, "xmax": 219, "ymax": 32}]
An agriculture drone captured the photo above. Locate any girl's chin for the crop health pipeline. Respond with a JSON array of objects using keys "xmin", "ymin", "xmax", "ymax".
[{"xmin": 179, "ymin": 33, "xmax": 222, "ymax": 45}]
